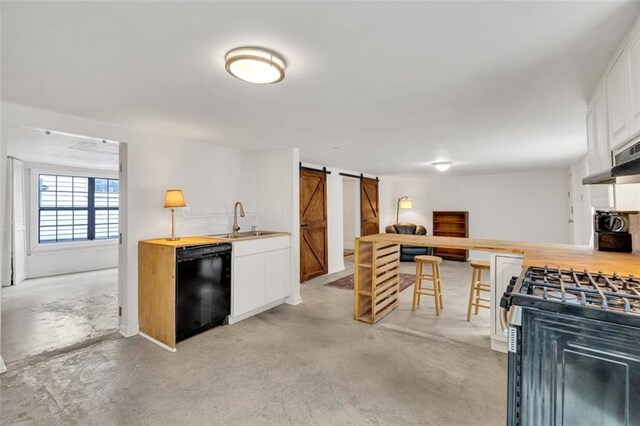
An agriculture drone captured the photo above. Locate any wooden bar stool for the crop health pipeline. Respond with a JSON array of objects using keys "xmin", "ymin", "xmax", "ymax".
[
  {"xmin": 412, "ymin": 255, "xmax": 444, "ymax": 315},
  {"xmin": 467, "ymin": 260, "xmax": 491, "ymax": 321}
]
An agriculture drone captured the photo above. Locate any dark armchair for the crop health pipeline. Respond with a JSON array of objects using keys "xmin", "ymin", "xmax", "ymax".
[{"xmin": 385, "ymin": 223, "xmax": 434, "ymax": 262}]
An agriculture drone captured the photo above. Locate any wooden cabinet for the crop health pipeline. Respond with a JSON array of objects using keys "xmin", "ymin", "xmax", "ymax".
[
  {"xmin": 353, "ymin": 240, "xmax": 401, "ymax": 324},
  {"xmin": 230, "ymin": 236, "xmax": 291, "ymax": 323},
  {"xmin": 138, "ymin": 235, "xmax": 292, "ymax": 350},
  {"xmin": 432, "ymin": 211, "xmax": 469, "ymax": 261},
  {"xmin": 139, "ymin": 241, "xmax": 177, "ymax": 349},
  {"xmin": 607, "ymin": 52, "xmax": 632, "ymax": 150}
]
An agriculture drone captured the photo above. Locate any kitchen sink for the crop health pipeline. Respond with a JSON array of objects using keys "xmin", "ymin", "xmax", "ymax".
[{"xmin": 211, "ymin": 231, "xmax": 283, "ymax": 240}]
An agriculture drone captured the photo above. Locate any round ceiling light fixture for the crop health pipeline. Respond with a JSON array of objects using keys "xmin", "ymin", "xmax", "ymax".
[
  {"xmin": 432, "ymin": 161, "xmax": 454, "ymax": 172},
  {"xmin": 224, "ymin": 47, "xmax": 286, "ymax": 84}
]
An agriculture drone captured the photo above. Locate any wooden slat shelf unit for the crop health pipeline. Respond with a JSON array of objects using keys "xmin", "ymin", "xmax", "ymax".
[
  {"xmin": 353, "ymin": 239, "xmax": 401, "ymax": 324},
  {"xmin": 433, "ymin": 211, "xmax": 469, "ymax": 261}
]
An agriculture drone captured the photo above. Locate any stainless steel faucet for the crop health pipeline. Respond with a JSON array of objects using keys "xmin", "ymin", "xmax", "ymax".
[{"xmin": 232, "ymin": 201, "xmax": 245, "ymax": 233}]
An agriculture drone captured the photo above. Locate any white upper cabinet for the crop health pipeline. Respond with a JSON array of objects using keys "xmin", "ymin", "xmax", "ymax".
[
  {"xmin": 607, "ymin": 52, "xmax": 631, "ymax": 149},
  {"xmin": 587, "ymin": 87, "xmax": 611, "ymax": 173},
  {"xmin": 586, "ymin": 105, "xmax": 598, "ymax": 172},
  {"xmin": 628, "ymin": 31, "xmax": 640, "ymax": 139}
]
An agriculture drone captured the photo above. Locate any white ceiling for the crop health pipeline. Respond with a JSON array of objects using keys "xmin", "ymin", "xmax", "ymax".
[
  {"xmin": 2, "ymin": 1, "xmax": 639, "ymax": 175},
  {"xmin": 7, "ymin": 127, "xmax": 119, "ymax": 171}
]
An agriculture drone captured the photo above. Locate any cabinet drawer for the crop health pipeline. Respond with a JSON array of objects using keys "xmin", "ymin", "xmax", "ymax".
[{"xmin": 232, "ymin": 236, "xmax": 290, "ymax": 257}]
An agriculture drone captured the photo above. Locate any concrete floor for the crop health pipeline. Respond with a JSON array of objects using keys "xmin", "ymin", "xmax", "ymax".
[
  {"xmin": 1, "ymin": 268, "xmax": 118, "ymax": 363},
  {"xmin": 0, "ymin": 260, "xmax": 506, "ymax": 425}
]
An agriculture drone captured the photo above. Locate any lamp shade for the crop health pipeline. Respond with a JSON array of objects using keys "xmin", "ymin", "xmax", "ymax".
[
  {"xmin": 164, "ymin": 189, "xmax": 186, "ymax": 208},
  {"xmin": 399, "ymin": 198, "xmax": 412, "ymax": 209}
]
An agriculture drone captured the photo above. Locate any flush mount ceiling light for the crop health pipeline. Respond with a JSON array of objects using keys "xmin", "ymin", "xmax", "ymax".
[
  {"xmin": 224, "ymin": 47, "xmax": 286, "ymax": 84},
  {"xmin": 432, "ymin": 161, "xmax": 454, "ymax": 172}
]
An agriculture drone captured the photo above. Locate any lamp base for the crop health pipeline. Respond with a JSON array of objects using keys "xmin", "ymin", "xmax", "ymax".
[{"xmin": 166, "ymin": 237, "xmax": 180, "ymax": 241}]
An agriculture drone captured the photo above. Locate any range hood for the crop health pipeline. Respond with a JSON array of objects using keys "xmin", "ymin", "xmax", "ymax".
[{"xmin": 583, "ymin": 140, "xmax": 640, "ymax": 185}]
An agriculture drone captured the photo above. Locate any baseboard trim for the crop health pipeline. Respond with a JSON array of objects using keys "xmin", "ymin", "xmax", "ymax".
[
  {"xmin": 491, "ymin": 338, "xmax": 508, "ymax": 354},
  {"xmin": 119, "ymin": 323, "xmax": 139, "ymax": 338},
  {"xmin": 285, "ymin": 295, "xmax": 303, "ymax": 306},
  {"xmin": 228, "ymin": 299, "xmax": 288, "ymax": 324},
  {"xmin": 138, "ymin": 332, "xmax": 176, "ymax": 352}
]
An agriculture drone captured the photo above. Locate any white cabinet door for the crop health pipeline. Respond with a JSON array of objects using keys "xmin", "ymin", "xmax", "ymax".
[
  {"xmin": 607, "ymin": 53, "xmax": 631, "ymax": 149},
  {"xmin": 264, "ymin": 248, "xmax": 291, "ymax": 304},
  {"xmin": 593, "ymin": 89, "xmax": 611, "ymax": 170},
  {"xmin": 627, "ymin": 32, "xmax": 640, "ymax": 138},
  {"xmin": 587, "ymin": 88, "xmax": 612, "ymax": 173},
  {"xmin": 586, "ymin": 105, "xmax": 599, "ymax": 173},
  {"xmin": 490, "ymin": 253, "xmax": 523, "ymax": 353},
  {"xmin": 232, "ymin": 254, "xmax": 265, "ymax": 317}
]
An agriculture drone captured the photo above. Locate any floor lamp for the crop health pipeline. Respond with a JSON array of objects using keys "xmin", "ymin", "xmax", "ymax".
[{"xmin": 396, "ymin": 196, "xmax": 412, "ymax": 223}]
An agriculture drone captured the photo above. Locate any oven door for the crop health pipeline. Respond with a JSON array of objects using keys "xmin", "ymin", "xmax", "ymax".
[{"xmin": 515, "ymin": 308, "xmax": 640, "ymax": 426}]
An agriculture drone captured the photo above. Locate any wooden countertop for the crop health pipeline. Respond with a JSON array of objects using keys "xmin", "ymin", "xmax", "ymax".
[
  {"xmin": 523, "ymin": 250, "xmax": 640, "ymax": 277},
  {"xmin": 140, "ymin": 236, "xmax": 227, "ymax": 247},
  {"xmin": 141, "ymin": 232, "xmax": 290, "ymax": 248},
  {"xmin": 358, "ymin": 234, "xmax": 640, "ymax": 276},
  {"xmin": 358, "ymin": 234, "xmax": 592, "ymax": 255}
]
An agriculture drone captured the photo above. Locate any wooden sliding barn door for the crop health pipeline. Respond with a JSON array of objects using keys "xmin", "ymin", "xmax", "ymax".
[
  {"xmin": 300, "ymin": 168, "xmax": 328, "ymax": 282},
  {"xmin": 360, "ymin": 177, "xmax": 380, "ymax": 236}
]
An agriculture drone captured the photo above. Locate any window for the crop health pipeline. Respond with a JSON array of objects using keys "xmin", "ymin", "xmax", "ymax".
[{"xmin": 38, "ymin": 174, "xmax": 119, "ymax": 243}]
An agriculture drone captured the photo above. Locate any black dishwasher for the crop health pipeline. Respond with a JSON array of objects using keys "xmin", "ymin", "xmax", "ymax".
[{"xmin": 175, "ymin": 243, "xmax": 232, "ymax": 342}]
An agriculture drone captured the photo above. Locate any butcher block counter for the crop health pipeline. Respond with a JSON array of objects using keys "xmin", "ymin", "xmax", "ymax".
[
  {"xmin": 356, "ymin": 234, "xmax": 640, "ymax": 275},
  {"xmin": 353, "ymin": 234, "xmax": 640, "ymax": 351}
]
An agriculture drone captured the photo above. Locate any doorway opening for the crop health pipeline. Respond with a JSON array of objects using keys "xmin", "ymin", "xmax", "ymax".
[
  {"xmin": 568, "ymin": 164, "xmax": 592, "ymax": 246},
  {"xmin": 2, "ymin": 127, "xmax": 122, "ymax": 363},
  {"xmin": 342, "ymin": 176, "xmax": 360, "ymax": 258}
]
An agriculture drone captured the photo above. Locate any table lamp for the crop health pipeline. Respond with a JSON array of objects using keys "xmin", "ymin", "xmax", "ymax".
[
  {"xmin": 396, "ymin": 196, "xmax": 412, "ymax": 223},
  {"xmin": 164, "ymin": 189, "xmax": 186, "ymax": 241}
]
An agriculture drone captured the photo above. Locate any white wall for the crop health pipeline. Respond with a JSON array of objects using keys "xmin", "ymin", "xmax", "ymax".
[
  {"xmin": 1, "ymin": 102, "xmax": 262, "ymax": 340},
  {"xmin": 615, "ymin": 184, "xmax": 640, "ymax": 210},
  {"xmin": 382, "ymin": 169, "xmax": 570, "ymax": 259},
  {"xmin": 252, "ymin": 148, "xmax": 301, "ymax": 304},
  {"xmin": 342, "ymin": 179, "xmax": 360, "ymax": 250}
]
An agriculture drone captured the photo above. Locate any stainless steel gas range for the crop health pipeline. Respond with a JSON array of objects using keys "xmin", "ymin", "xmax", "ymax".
[{"xmin": 500, "ymin": 266, "xmax": 640, "ymax": 426}]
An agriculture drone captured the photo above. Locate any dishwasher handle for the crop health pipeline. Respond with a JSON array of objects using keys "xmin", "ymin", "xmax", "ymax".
[{"xmin": 176, "ymin": 244, "xmax": 232, "ymax": 262}]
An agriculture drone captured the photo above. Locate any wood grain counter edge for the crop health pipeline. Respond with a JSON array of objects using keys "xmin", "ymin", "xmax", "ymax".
[{"xmin": 358, "ymin": 234, "xmax": 640, "ymax": 276}]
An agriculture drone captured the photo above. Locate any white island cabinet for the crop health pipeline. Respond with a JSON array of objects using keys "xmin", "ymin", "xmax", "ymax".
[
  {"xmin": 229, "ymin": 235, "xmax": 291, "ymax": 324},
  {"xmin": 490, "ymin": 253, "xmax": 524, "ymax": 353}
]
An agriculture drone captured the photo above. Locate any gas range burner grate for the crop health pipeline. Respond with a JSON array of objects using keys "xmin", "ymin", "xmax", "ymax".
[{"xmin": 522, "ymin": 266, "xmax": 640, "ymax": 315}]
